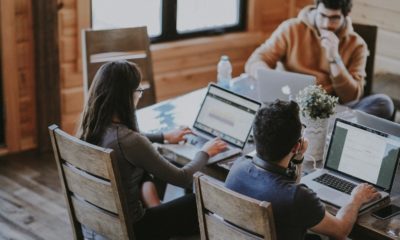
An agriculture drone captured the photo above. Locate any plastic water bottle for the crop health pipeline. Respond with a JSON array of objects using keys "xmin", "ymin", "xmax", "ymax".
[{"xmin": 217, "ymin": 55, "xmax": 232, "ymax": 89}]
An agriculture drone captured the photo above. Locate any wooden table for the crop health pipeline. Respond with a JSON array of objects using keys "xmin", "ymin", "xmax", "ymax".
[{"xmin": 137, "ymin": 78, "xmax": 400, "ymax": 240}]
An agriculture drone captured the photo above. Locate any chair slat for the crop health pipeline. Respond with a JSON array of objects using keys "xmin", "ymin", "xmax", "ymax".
[
  {"xmin": 63, "ymin": 164, "xmax": 117, "ymax": 213},
  {"xmin": 90, "ymin": 51, "xmax": 147, "ymax": 63},
  {"xmin": 87, "ymin": 58, "xmax": 152, "ymax": 83},
  {"xmin": 72, "ymin": 196, "xmax": 124, "ymax": 240},
  {"xmin": 54, "ymin": 129, "xmax": 111, "ymax": 179},
  {"xmin": 205, "ymin": 213, "xmax": 263, "ymax": 240},
  {"xmin": 86, "ymin": 27, "xmax": 149, "ymax": 53}
]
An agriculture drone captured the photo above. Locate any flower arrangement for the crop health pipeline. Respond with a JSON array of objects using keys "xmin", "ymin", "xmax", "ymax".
[{"xmin": 296, "ymin": 85, "xmax": 338, "ymax": 120}]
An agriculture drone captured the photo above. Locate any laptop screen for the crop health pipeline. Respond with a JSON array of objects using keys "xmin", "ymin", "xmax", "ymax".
[
  {"xmin": 193, "ymin": 84, "xmax": 261, "ymax": 148},
  {"xmin": 325, "ymin": 119, "xmax": 400, "ymax": 191}
]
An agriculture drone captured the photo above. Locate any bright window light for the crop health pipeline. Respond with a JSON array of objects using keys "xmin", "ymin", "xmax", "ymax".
[
  {"xmin": 91, "ymin": 0, "xmax": 162, "ymax": 37},
  {"xmin": 176, "ymin": 0, "xmax": 240, "ymax": 33}
]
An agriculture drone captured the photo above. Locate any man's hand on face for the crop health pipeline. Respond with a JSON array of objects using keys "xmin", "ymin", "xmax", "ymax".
[{"xmin": 320, "ymin": 29, "xmax": 340, "ymax": 61}]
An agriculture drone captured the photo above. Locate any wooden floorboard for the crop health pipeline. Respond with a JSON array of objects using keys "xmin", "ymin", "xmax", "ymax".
[{"xmin": 0, "ymin": 151, "xmax": 73, "ymax": 240}]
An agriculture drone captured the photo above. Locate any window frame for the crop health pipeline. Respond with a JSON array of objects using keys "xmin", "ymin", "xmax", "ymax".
[{"xmin": 90, "ymin": 0, "xmax": 247, "ymax": 43}]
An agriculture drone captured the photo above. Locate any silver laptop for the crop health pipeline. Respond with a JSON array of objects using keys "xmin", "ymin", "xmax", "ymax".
[
  {"xmin": 256, "ymin": 69, "xmax": 316, "ymax": 103},
  {"xmin": 355, "ymin": 110, "xmax": 400, "ymax": 137},
  {"xmin": 161, "ymin": 83, "xmax": 261, "ymax": 165},
  {"xmin": 301, "ymin": 118, "xmax": 400, "ymax": 212}
]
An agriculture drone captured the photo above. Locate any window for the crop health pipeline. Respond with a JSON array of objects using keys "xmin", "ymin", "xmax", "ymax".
[{"xmin": 91, "ymin": 0, "xmax": 247, "ymax": 43}]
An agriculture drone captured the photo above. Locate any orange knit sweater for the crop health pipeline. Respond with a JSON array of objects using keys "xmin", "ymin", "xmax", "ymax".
[{"xmin": 245, "ymin": 6, "xmax": 368, "ymax": 103}]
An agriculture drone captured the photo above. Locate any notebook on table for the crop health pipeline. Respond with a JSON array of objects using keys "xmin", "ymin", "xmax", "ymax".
[
  {"xmin": 160, "ymin": 83, "xmax": 261, "ymax": 165},
  {"xmin": 301, "ymin": 118, "xmax": 400, "ymax": 212},
  {"xmin": 256, "ymin": 69, "xmax": 316, "ymax": 103}
]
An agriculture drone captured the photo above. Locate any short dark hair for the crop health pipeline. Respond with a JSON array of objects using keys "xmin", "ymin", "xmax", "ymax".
[
  {"xmin": 253, "ymin": 100, "xmax": 302, "ymax": 162},
  {"xmin": 316, "ymin": 0, "xmax": 353, "ymax": 16}
]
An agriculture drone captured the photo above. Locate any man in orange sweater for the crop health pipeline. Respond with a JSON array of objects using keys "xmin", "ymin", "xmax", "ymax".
[{"xmin": 246, "ymin": 0, "xmax": 394, "ymax": 120}]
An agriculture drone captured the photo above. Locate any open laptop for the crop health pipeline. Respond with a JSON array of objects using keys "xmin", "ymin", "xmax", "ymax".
[
  {"xmin": 301, "ymin": 118, "xmax": 400, "ymax": 212},
  {"xmin": 161, "ymin": 83, "xmax": 261, "ymax": 165},
  {"xmin": 355, "ymin": 110, "xmax": 400, "ymax": 137},
  {"xmin": 256, "ymin": 69, "xmax": 316, "ymax": 103}
]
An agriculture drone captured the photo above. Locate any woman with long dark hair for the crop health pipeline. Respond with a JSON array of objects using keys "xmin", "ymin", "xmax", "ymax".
[{"xmin": 77, "ymin": 60, "xmax": 226, "ymax": 239}]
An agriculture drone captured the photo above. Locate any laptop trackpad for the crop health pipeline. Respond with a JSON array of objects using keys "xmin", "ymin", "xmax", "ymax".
[{"xmin": 317, "ymin": 187, "xmax": 342, "ymax": 204}]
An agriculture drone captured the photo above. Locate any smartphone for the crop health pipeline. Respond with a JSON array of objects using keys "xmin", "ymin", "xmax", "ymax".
[{"xmin": 372, "ymin": 204, "xmax": 400, "ymax": 220}]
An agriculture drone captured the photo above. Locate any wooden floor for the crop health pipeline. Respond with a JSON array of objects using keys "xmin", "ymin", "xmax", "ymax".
[
  {"xmin": 0, "ymin": 151, "xmax": 188, "ymax": 240},
  {"xmin": 0, "ymin": 151, "xmax": 73, "ymax": 240}
]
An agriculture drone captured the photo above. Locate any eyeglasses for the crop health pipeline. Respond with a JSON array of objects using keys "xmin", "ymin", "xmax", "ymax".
[
  {"xmin": 299, "ymin": 123, "xmax": 307, "ymax": 143},
  {"xmin": 318, "ymin": 12, "xmax": 343, "ymax": 23},
  {"xmin": 301, "ymin": 123, "xmax": 307, "ymax": 132},
  {"xmin": 135, "ymin": 88, "xmax": 144, "ymax": 99}
]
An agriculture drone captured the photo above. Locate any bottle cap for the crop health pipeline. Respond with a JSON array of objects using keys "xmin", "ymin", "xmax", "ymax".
[{"xmin": 221, "ymin": 55, "xmax": 229, "ymax": 61}]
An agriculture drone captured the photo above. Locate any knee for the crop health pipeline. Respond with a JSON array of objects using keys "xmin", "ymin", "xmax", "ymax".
[
  {"xmin": 371, "ymin": 94, "xmax": 395, "ymax": 118},
  {"xmin": 374, "ymin": 94, "xmax": 394, "ymax": 110}
]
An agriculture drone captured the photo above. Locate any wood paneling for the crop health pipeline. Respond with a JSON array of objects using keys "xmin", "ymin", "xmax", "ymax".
[
  {"xmin": 62, "ymin": 112, "xmax": 81, "ymax": 135},
  {"xmin": 152, "ymin": 32, "xmax": 265, "ymax": 100},
  {"xmin": 352, "ymin": 1, "xmax": 400, "ymax": 33},
  {"xmin": 0, "ymin": 0, "xmax": 37, "ymax": 154},
  {"xmin": 1, "ymin": 0, "xmax": 22, "ymax": 152},
  {"xmin": 61, "ymin": 87, "xmax": 84, "ymax": 114},
  {"xmin": 351, "ymin": 0, "xmax": 400, "ymax": 74}
]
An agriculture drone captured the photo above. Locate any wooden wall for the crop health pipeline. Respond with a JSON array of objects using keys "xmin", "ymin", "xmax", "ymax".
[
  {"xmin": 0, "ymin": 0, "xmax": 36, "ymax": 154},
  {"xmin": 351, "ymin": 0, "xmax": 400, "ymax": 74}
]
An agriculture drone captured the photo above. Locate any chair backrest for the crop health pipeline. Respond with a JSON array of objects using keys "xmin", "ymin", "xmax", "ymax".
[
  {"xmin": 48, "ymin": 124, "xmax": 134, "ymax": 240},
  {"xmin": 82, "ymin": 26, "xmax": 156, "ymax": 108},
  {"xmin": 194, "ymin": 173, "xmax": 276, "ymax": 240},
  {"xmin": 353, "ymin": 23, "xmax": 378, "ymax": 97}
]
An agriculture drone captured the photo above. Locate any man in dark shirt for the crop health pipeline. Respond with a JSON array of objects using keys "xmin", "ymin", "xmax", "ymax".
[{"xmin": 225, "ymin": 100, "xmax": 380, "ymax": 239}]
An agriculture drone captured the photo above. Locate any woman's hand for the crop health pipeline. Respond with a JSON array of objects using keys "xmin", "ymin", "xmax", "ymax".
[
  {"xmin": 163, "ymin": 126, "xmax": 192, "ymax": 144},
  {"xmin": 201, "ymin": 138, "xmax": 228, "ymax": 157}
]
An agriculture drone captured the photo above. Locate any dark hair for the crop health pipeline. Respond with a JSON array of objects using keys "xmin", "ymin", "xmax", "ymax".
[
  {"xmin": 315, "ymin": 0, "xmax": 353, "ymax": 16},
  {"xmin": 253, "ymin": 100, "xmax": 302, "ymax": 162},
  {"xmin": 78, "ymin": 60, "xmax": 142, "ymax": 144}
]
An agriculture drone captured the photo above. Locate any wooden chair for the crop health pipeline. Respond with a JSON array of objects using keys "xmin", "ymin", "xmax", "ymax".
[
  {"xmin": 194, "ymin": 173, "xmax": 276, "ymax": 240},
  {"xmin": 353, "ymin": 23, "xmax": 378, "ymax": 97},
  {"xmin": 48, "ymin": 124, "xmax": 135, "ymax": 239},
  {"xmin": 82, "ymin": 26, "xmax": 156, "ymax": 108},
  {"xmin": 353, "ymin": 23, "xmax": 397, "ymax": 120}
]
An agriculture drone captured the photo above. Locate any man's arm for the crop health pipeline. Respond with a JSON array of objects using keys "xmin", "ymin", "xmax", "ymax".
[
  {"xmin": 328, "ymin": 52, "xmax": 365, "ymax": 103},
  {"xmin": 310, "ymin": 183, "xmax": 381, "ymax": 240},
  {"xmin": 321, "ymin": 30, "xmax": 367, "ymax": 103},
  {"xmin": 245, "ymin": 21, "xmax": 290, "ymax": 79}
]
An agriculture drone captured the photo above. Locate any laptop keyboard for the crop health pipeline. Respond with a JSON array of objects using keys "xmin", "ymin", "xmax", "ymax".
[
  {"xmin": 186, "ymin": 134, "xmax": 229, "ymax": 153},
  {"xmin": 186, "ymin": 134, "xmax": 208, "ymax": 147},
  {"xmin": 313, "ymin": 174, "xmax": 356, "ymax": 195}
]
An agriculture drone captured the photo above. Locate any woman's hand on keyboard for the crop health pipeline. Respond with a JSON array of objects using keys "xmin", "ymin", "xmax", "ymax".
[
  {"xmin": 201, "ymin": 138, "xmax": 227, "ymax": 157},
  {"xmin": 163, "ymin": 126, "xmax": 193, "ymax": 144}
]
